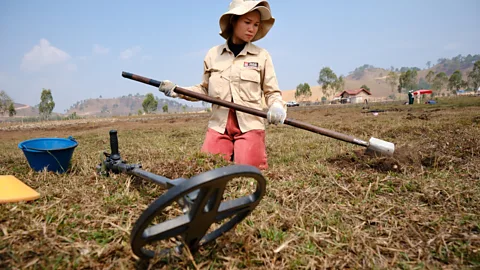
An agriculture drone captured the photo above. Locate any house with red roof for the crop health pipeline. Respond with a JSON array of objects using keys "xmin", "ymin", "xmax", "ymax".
[{"xmin": 334, "ymin": 88, "xmax": 372, "ymax": 104}]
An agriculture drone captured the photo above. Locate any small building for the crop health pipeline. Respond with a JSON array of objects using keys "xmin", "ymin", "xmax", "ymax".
[
  {"xmin": 456, "ymin": 90, "xmax": 467, "ymax": 96},
  {"xmin": 335, "ymin": 88, "xmax": 372, "ymax": 104},
  {"xmin": 457, "ymin": 89, "xmax": 478, "ymax": 96}
]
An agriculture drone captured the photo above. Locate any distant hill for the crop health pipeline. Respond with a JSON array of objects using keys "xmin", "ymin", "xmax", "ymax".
[
  {"xmin": 429, "ymin": 54, "xmax": 479, "ymax": 75},
  {"xmin": 1, "ymin": 95, "xmax": 206, "ymax": 120},
  {"xmin": 12, "ymin": 103, "xmax": 38, "ymax": 117},
  {"xmin": 9, "ymin": 103, "xmax": 39, "ymax": 117},
  {"xmin": 281, "ymin": 54, "xmax": 479, "ymax": 102},
  {"xmin": 65, "ymin": 94, "xmax": 205, "ymax": 117},
  {"xmin": 282, "ymin": 66, "xmax": 403, "ymax": 103},
  {"xmin": 0, "ymin": 103, "xmax": 64, "ymax": 119}
]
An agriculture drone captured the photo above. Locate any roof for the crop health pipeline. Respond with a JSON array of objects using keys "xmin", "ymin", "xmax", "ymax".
[
  {"xmin": 335, "ymin": 88, "xmax": 372, "ymax": 97},
  {"xmin": 413, "ymin": 89, "xmax": 433, "ymax": 95}
]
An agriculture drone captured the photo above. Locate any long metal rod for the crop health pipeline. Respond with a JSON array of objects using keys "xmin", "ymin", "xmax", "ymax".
[
  {"xmin": 121, "ymin": 71, "xmax": 369, "ymax": 147},
  {"xmin": 128, "ymin": 168, "xmax": 182, "ymax": 189},
  {"xmin": 106, "ymin": 157, "xmax": 181, "ymax": 189}
]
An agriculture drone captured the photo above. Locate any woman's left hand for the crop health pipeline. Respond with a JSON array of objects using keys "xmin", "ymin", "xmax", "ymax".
[{"xmin": 267, "ymin": 103, "xmax": 287, "ymax": 125}]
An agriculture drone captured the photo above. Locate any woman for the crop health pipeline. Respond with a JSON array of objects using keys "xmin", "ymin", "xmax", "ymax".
[{"xmin": 158, "ymin": 0, "xmax": 286, "ymax": 170}]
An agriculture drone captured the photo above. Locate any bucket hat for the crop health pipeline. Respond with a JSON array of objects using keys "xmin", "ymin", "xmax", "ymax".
[{"xmin": 219, "ymin": 0, "xmax": 275, "ymax": 42}]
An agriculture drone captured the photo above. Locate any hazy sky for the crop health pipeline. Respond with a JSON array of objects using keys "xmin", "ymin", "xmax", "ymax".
[{"xmin": 1, "ymin": 0, "xmax": 479, "ymax": 112}]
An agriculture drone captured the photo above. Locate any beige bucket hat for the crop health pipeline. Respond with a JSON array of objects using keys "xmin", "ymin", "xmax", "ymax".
[{"xmin": 219, "ymin": 0, "xmax": 275, "ymax": 42}]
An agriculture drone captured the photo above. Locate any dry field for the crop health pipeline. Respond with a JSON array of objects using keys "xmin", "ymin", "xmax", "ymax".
[{"xmin": 1, "ymin": 96, "xmax": 479, "ymax": 269}]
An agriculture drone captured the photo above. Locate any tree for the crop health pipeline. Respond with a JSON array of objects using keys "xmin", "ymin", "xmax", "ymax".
[
  {"xmin": 0, "ymin": 90, "xmax": 14, "ymax": 116},
  {"xmin": 295, "ymin": 83, "xmax": 312, "ymax": 101},
  {"xmin": 142, "ymin": 93, "xmax": 158, "ymax": 113},
  {"xmin": 397, "ymin": 69, "xmax": 418, "ymax": 93},
  {"xmin": 39, "ymin": 88, "xmax": 55, "ymax": 120},
  {"xmin": 350, "ymin": 64, "xmax": 375, "ymax": 79},
  {"xmin": 426, "ymin": 61, "xmax": 431, "ymax": 69},
  {"xmin": 333, "ymin": 75, "xmax": 345, "ymax": 94},
  {"xmin": 425, "ymin": 70, "xmax": 435, "ymax": 84},
  {"xmin": 448, "ymin": 70, "xmax": 464, "ymax": 94},
  {"xmin": 8, "ymin": 103, "xmax": 16, "ymax": 117},
  {"xmin": 386, "ymin": 71, "xmax": 398, "ymax": 93},
  {"xmin": 318, "ymin": 67, "xmax": 338, "ymax": 101},
  {"xmin": 101, "ymin": 104, "xmax": 109, "ymax": 113},
  {"xmin": 360, "ymin": 84, "xmax": 370, "ymax": 92},
  {"xmin": 437, "ymin": 58, "xmax": 447, "ymax": 65},
  {"xmin": 467, "ymin": 60, "xmax": 480, "ymax": 90},
  {"xmin": 162, "ymin": 104, "xmax": 168, "ymax": 113},
  {"xmin": 417, "ymin": 78, "xmax": 431, "ymax": 90},
  {"xmin": 431, "ymin": 72, "xmax": 448, "ymax": 93}
]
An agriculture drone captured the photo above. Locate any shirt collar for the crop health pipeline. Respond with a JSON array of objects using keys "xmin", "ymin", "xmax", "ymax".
[{"xmin": 220, "ymin": 39, "xmax": 260, "ymax": 56}]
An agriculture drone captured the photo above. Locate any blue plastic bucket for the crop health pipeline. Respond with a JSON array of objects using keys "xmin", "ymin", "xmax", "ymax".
[{"xmin": 18, "ymin": 136, "xmax": 78, "ymax": 173}]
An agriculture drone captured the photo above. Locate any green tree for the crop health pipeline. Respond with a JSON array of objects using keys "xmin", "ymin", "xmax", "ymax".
[
  {"xmin": 0, "ymin": 90, "xmax": 14, "ymax": 116},
  {"xmin": 360, "ymin": 84, "xmax": 370, "ymax": 92},
  {"xmin": 318, "ymin": 67, "xmax": 338, "ymax": 101},
  {"xmin": 397, "ymin": 69, "xmax": 418, "ymax": 93},
  {"xmin": 425, "ymin": 70, "xmax": 435, "ymax": 84},
  {"xmin": 162, "ymin": 104, "xmax": 168, "ymax": 113},
  {"xmin": 386, "ymin": 71, "xmax": 398, "ymax": 93},
  {"xmin": 101, "ymin": 104, "xmax": 109, "ymax": 113},
  {"xmin": 467, "ymin": 60, "xmax": 480, "ymax": 90},
  {"xmin": 431, "ymin": 72, "xmax": 448, "ymax": 93},
  {"xmin": 417, "ymin": 78, "xmax": 431, "ymax": 90},
  {"xmin": 448, "ymin": 70, "xmax": 464, "ymax": 94},
  {"xmin": 295, "ymin": 83, "xmax": 312, "ymax": 101},
  {"xmin": 182, "ymin": 105, "xmax": 187, "ymax": 112},
  {"xmin": 69, "ymin": 112, "xmax": 78, "ymax": 119},
  {"xmin": 351, "ymin": 64, "xmax": 374, "ymax": 79},
  {"xmin": 8, "ymin": 103, "xmax": 16, "ymax": 117},
  {"xmin": 142, "ymin": 93, "xmax": 158, "ymax": 113},
  {"xmin": 333, "ymin": 75, "xmax": 345, "ymax": 94},
  {"xmin": 39, "ymin": 88, "xmax": 55, "ymax": 120}
]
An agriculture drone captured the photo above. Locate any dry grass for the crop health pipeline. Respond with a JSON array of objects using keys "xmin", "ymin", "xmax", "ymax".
[{"xmin": 1, "ymin": 96, "xmax": 479, "ymax": 269}]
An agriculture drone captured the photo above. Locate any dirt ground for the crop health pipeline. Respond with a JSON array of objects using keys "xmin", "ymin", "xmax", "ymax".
[{"xmin": 1, "ymin": 98, "xmax": 480, "ymax": 269}]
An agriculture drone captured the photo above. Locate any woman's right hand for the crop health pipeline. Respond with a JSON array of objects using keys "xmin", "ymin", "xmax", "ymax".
[
  {"xmin": 267, "ymin": 102, "xmax": 287, "ymax": 125},
  {"xmin": 158, "ymin": 80, "xmax": 178, "ymax": 97}
]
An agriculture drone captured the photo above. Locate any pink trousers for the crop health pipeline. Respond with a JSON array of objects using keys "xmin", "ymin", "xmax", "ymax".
[{"xmin": 201, "ymin": 109, "xmax": 268, "ymax": 170}]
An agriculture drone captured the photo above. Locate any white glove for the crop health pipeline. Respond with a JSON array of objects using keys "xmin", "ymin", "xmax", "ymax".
[
  {"xmin": 158, "ymin": 80, "xmax": 178, "ymax": 98},
  {"xmin": 267, "ymin": 102, "xmax": 286, "ymax": 125}
]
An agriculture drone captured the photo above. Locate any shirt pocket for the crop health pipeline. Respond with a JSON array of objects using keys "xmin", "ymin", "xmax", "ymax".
[
  {"xmin": 207, "ymin": 68, "xmax": 229, "ymax": 100},
  {"xmin": 239, "ymin": 68, "xmax": 262, "ymax": 103}
]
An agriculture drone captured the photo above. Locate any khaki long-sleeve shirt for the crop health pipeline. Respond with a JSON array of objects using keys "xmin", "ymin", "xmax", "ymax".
[{"xmin": 179, "ymin": 41, "xmax": 286, "ymax": 134}]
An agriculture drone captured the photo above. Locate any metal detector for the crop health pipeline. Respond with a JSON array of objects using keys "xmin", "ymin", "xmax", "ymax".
[{"xmin": 97, "ymin": 130, "xmax": 266, "ymax": 260}]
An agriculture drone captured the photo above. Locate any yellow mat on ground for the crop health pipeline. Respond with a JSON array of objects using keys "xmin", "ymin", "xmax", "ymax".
[{"xmin": 0, "ymin": 175, "xmax": 40, "ymax": 203}]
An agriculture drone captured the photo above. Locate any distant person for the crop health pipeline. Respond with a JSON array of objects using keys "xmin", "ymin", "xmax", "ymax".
[{"xmin": 157, "ymin": 0, "xmax": 286, "ymax": 170}]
